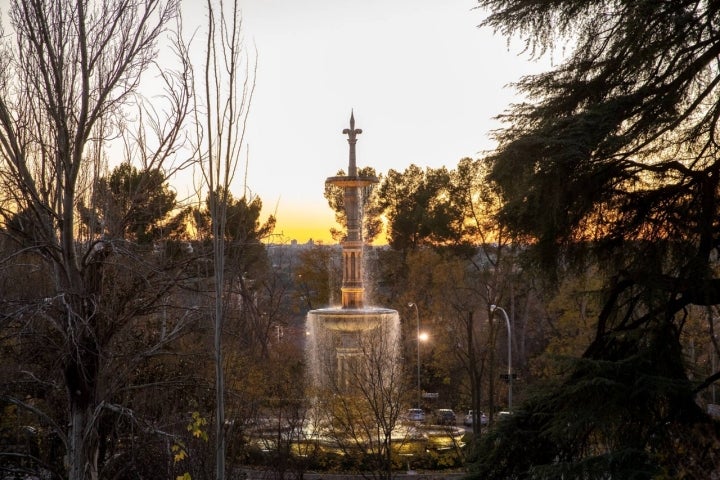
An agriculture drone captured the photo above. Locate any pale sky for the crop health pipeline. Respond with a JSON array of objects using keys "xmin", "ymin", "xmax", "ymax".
[
  {"xmin": 0, "ymin": 0, "xmax": 552, "ymax": 245},
  {"xmin": 226, "ymin": 0, "xmax": 551, "ymax": 244}
]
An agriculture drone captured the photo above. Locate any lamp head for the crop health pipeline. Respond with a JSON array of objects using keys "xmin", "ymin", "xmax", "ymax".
[
  {"xmin": 408, "ymin": 302, "xmax": 415, "ymax": 307},
  {"xmin": 490, "ymin": 304, "xmax": 497, "ymax": 312}
]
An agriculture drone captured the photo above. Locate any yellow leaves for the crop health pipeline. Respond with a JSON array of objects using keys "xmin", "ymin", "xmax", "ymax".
[
  {"xmin": 173, "ymin": 411, "xmax": 205, "ymax": 472},
  {"xmin": 171, "ymin": 442, "xmax": 187, "ymax": 462},
  {"xmin": 187, "ymin": 411, "xmax": 209, "ymax": 442},
  {"xmin": 530, "ymin": 270, "xmax": 603, "ymax": 378},
  {"xmin": 171, "ymin": 442, "xmax": 191, "ymax": 480},
  {"xmin": 169, "ymin": 411, "xmax": 208, "ymax": 480},
  {"xmin": 170, "ymin": 440, "xmax": 187, "ymax": 463}
]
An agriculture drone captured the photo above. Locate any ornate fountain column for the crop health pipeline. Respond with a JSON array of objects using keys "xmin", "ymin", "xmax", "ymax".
[
  {"xmin": 326, "ymin": 111, "xmax": 378, "ymax": 309},
  {"xmin": 307, "ymin": 112, "xmax": 396, "ymax": 393}
]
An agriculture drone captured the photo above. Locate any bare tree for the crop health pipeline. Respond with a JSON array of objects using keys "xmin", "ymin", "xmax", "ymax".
[
  {"xmin": 0, "ymin": 1, "xmax": 191, "ymax": 478},
  {"xmin": 317, "ymin": 320, "xmax": 406, "ymax": 480},
  {"xmin": 189, "ymin": 0, "xmax": 256, "ymax": 477}
]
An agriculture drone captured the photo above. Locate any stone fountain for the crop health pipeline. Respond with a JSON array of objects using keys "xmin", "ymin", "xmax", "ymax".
[
  {"xmin": 306, "ymin": 112, "xmax": 399, "ymax": 393},
  {"xmin": 300, "ymin": 113, "xmax": 464, "ymax": 458}
]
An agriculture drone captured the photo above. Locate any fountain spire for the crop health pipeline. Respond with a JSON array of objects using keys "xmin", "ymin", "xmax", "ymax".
[
  {"xmin": 327, "ymin": 112, "xmax": 378, "ymax": 309},
  {"xmin": 343, "ymin": 110, "xmax": 362, "ymax": 176}
]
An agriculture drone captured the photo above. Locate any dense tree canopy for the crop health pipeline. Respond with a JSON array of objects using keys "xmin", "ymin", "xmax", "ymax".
[
  {"xmin": 377, "ymin": 164, "xmax": 476, "ymax": 256},
  {"xmin": 486, "ymin": 0, "xmax": 720, "ymax": 277},
  {"xmin": 78, "ymin": 162, "xmax": 181, "ymax": 243},
  {"xmin": 470, "ymin": 0, "xmax": 720, "ymax": 477}
]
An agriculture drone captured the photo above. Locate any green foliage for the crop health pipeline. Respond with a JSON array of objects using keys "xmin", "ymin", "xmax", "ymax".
[
  {"xmin": 190, "ymin": 188, "xmax": 275, "ymax": 293},
  {"xmin": 79, "ymin": 162, "xmax": 180, "ymax": 243},
  {"xmin": 483, "ymin": 0, "xmax": 720, "ymax": 277},
  {"xmin": 471, "ymin": 0, "xmax": 720, "ymax": 477},
  {"xmin": 378, "ymin": 164, "xmax": 468, "ymax": 254},
  {"xmin": 194, "ymin": 188, "xmax": 275, "ymax": 242},
  {"xmin": 469, "ymin": 318, "xmax": 716, "ymax": 479},
  {"xmin": 293, "ymin": 244, "xmax": 337, "ymax": 309}
]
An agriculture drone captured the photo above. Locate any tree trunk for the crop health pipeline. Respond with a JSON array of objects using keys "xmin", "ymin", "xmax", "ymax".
[
  {"xmin": 68, "ymin": 402, "xmax": 98, "ymax": 480},
  {"xmin": 214, "ymin": 234, "xmax": 226, "ymax": 480},
  {"xmin": 197, "ymin": 1, "xmax": 256, "ymax": 476},
  {"xmin": 64, "ymin": 320, "xmax": 100, "ymax": 480}
]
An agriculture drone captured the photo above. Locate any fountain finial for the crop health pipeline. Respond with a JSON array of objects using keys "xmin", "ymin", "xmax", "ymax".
[{"xmin": 342, "ymin": 110, "xmax": 362, "ymax": 177}]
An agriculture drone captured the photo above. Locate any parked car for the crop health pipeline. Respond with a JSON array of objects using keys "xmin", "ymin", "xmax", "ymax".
[
  {"xmin": 406, "ymin": 408, "xmax": 425, "ymax": 422},
  {"xmin": 463, "ymin": 410, "xmax": 488, "ymax": 426},
  {"xmin": 434, "ymin": 408, "xmax": 456, "ymax": 425}
]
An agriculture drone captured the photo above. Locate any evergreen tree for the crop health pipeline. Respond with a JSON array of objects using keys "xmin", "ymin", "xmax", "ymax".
[
  {"xmin": 78, "ymin": 162, "xmax": 180, "ymax": 243},
  {"xmin": 470, "ymin": 0, "xmax": 720, "ymax": 477}
]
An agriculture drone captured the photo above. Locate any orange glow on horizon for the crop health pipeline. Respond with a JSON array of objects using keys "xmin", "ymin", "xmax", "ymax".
[
  {"xmin": 275, "ymin": 221, "xmax": 337, "ymax": 245},
  {"xmin": 273, "ymin": 220, "xmax": 388, "ymax": 246},
  {"xmin": 267, "ymin": 207, "xmax": 388, "ymax": 246}
]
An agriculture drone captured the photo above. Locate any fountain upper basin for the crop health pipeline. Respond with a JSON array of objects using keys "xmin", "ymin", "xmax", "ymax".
[{"xmin": 308, "ymin": 307, "xmax": 398, "ymax": 332}]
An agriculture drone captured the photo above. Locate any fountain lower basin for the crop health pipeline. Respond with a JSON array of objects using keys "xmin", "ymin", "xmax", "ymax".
[{"xmin": 306, "ymin": 307, "xmax": 400, "ymax": 393}]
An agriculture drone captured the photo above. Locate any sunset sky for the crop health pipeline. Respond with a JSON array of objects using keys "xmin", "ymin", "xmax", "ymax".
[
  {"xmin": 0, "ymin": 0, "xmax": 553, "ymax": 244},
  {"xmin": 199, "ymin": 0, "xmax": 553, "ymax": 245}
]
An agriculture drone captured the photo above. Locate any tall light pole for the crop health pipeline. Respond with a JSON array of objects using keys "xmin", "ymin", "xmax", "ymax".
[
  {"xmin": 408, "ymin": 302, "xmax": 426, "ymax": 408},
  {"xmin": 490, "ymin": 305, "xmax": 512, "ymax": 411}
]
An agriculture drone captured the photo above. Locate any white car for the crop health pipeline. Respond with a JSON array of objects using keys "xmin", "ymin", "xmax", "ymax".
[
  {"xmin": 463, "ymin": 410, "xmax": 488, "ymax": 426},
  {"xmin": 406, "ymin": 408, "xmax": 425, "ymax": 422}
]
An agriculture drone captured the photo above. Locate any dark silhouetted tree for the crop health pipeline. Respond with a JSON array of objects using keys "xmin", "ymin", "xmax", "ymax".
[
  {"xmin": 470, "ymin": 0, "xmax": 720, "ymax": 477},
  {"xmin": 377, "ymin": 164, "xmax": 477, "ymax": 257}
]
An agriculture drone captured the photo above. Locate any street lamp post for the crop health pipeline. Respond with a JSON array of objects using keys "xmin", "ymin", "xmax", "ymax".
[
  {"xmin": 409, "ymin": 302, "xmax": 424, "ymax": 408},
  {"xmin": 490, "ymin": 305, "xmax": 512, "ymax": 411}
]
